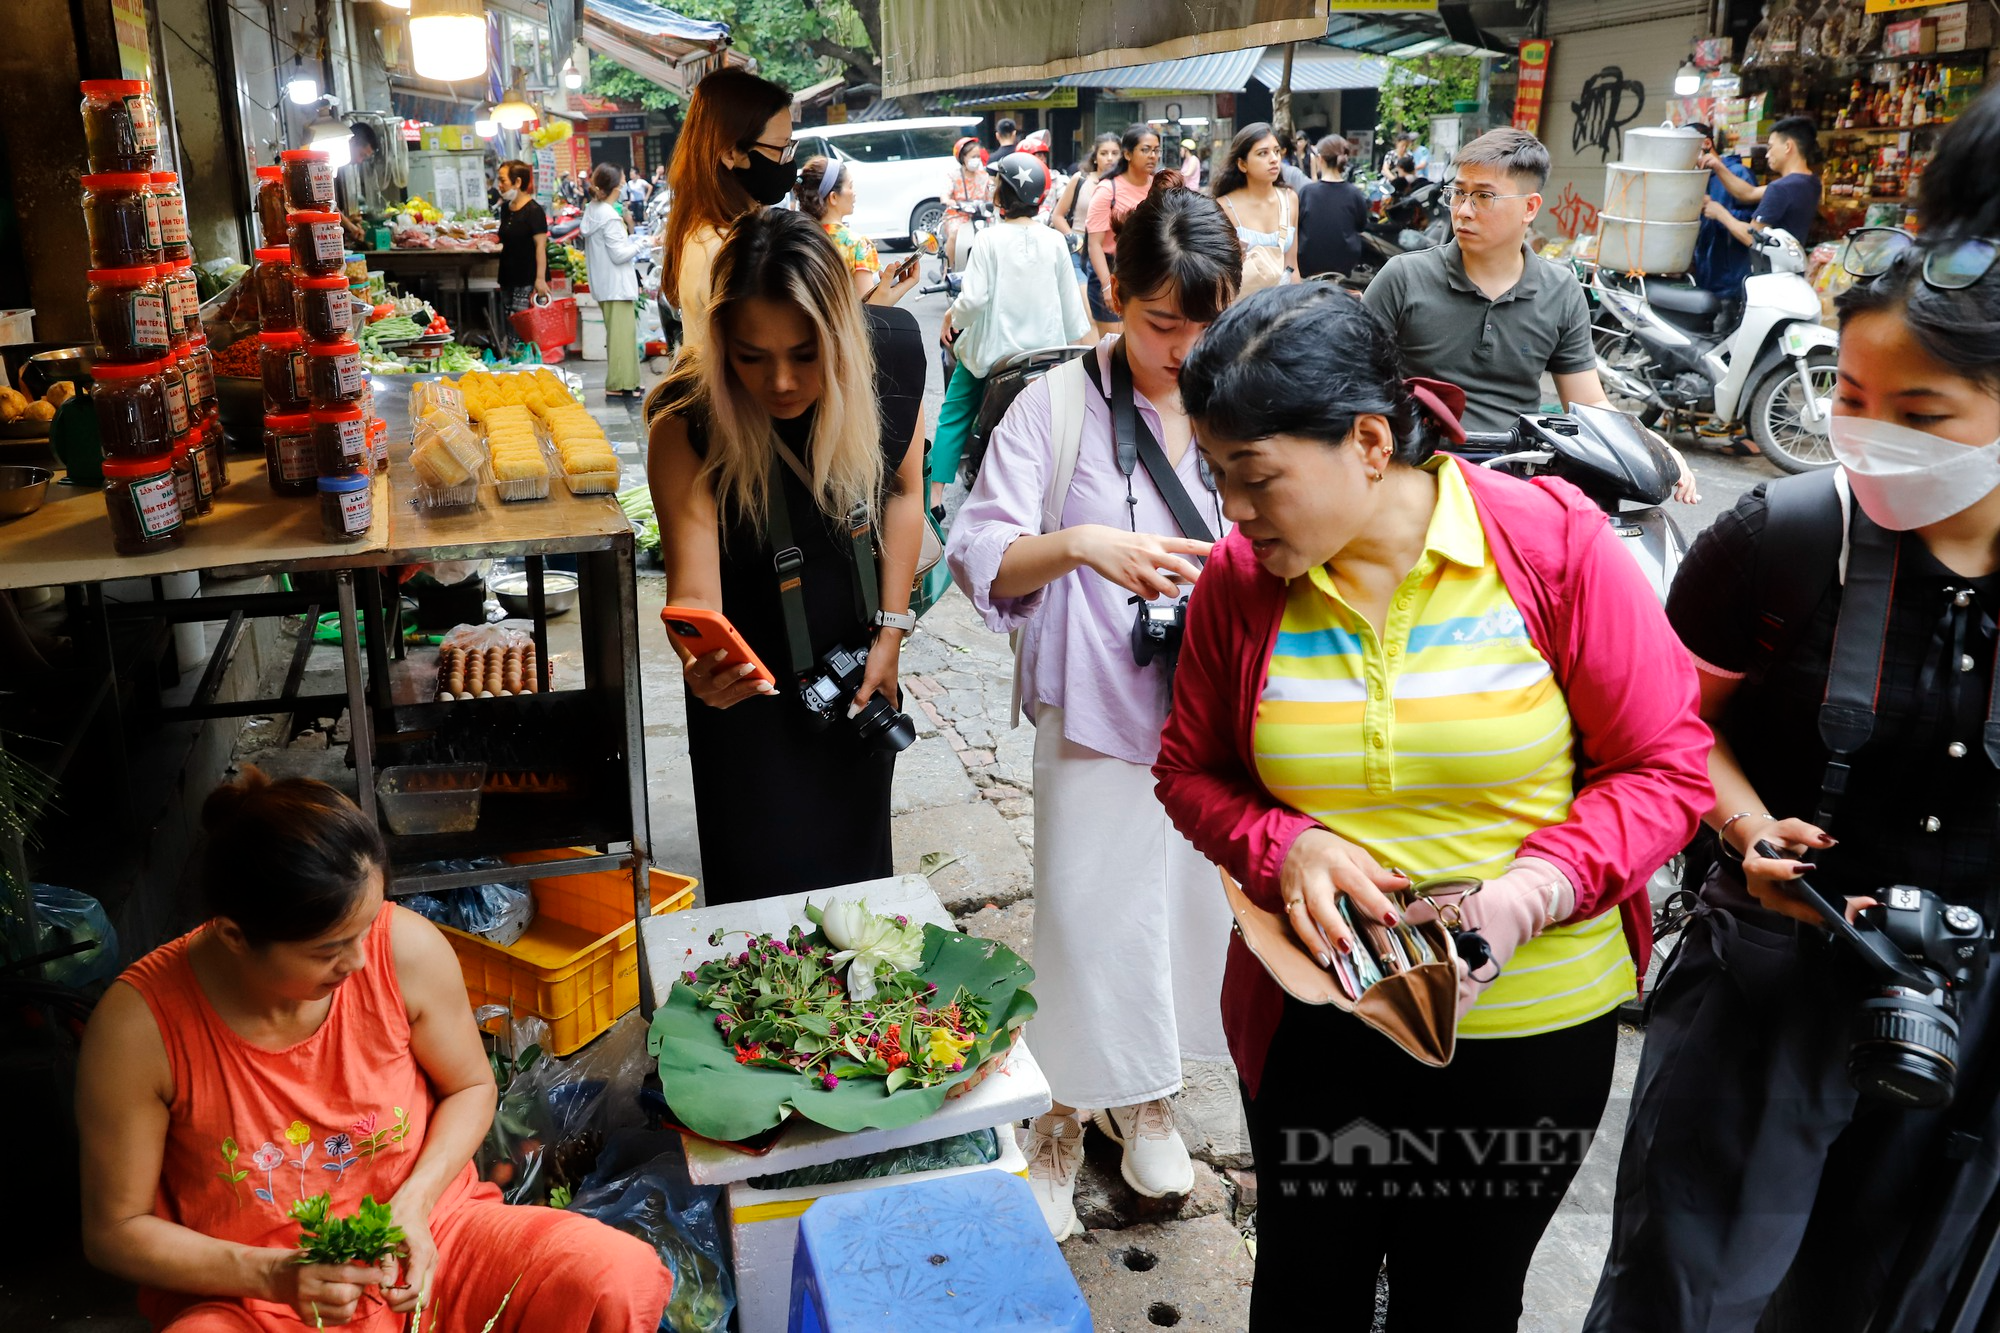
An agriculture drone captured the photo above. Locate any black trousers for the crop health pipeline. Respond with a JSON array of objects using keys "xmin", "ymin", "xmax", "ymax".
[
  {"xmin": 1243, "ymin": 998, "xmax": 1620, "ymax": 1332},
  {"xmin": 1586, "ymin": 890, "xmax": 2000, "ymax": 1333}
]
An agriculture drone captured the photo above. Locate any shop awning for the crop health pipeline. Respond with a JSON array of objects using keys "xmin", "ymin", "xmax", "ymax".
[
  {"xmin": 1055, "ymin": 48, "xmax": 1266, "ymax": 92},
  {"xmin": 882, "ymin": 0, "xmax": 1328, "ymax": 97},
  {"xmin": 580, "ymin": 0, "xmax": 735, "ymax": 96},
  {"xmin": 1251, "ymin": 48, "xmax": 1407, "ymax": 90}
]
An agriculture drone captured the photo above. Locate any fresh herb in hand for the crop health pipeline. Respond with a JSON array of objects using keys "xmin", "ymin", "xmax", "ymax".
[{"xmin": 291, "ymin": 1192, "xmax": 405, "ymax": 1266}]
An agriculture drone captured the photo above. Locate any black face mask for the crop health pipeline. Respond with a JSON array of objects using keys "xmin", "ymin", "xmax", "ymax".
[{"xmin": 731, "ymin": 151, "xmax": 799, "ymax": 206}]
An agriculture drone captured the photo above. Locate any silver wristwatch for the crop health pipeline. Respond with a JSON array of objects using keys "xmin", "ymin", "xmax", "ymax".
[{"xmin": 874, "ymin": 610, "xmax": 916, "ymax": 633}]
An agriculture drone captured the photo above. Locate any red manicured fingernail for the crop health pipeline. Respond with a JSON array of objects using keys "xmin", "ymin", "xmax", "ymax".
[
  {"xmin": 1383, "ymin": 911, "xmax": 1401, "ymax": 927},
  {"xmin": 1337, "ymin": 936, "xmax": 1353, "ymax": 954}
]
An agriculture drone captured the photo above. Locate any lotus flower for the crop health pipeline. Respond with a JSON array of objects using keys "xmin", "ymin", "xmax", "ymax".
[{"xmin": 808, "ymin": 897, "xmax": 924, "ymax": 1000}]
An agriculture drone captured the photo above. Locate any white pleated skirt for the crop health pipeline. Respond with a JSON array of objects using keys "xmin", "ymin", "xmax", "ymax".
[{"xmin": 1027, "ymin": 706, "xmax": 1235, "ymax": 1109}]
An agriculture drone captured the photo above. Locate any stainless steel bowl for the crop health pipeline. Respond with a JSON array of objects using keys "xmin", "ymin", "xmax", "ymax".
[
  {"xmin": 21, "ymin": 347, "xmax": 92, "ymax": 401},
  {"xmin": 0, "ymin": 465, "xmax": 53, "ymax": 519},
  {"xmin": 490, "ymin": 568, "xmax": 579, "ymax": 618}
]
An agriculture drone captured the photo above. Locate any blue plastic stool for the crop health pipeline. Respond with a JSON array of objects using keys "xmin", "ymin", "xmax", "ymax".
[{"xmin": 788, "ymin": 1170, "xmax": 1093, "ymax": 1332}]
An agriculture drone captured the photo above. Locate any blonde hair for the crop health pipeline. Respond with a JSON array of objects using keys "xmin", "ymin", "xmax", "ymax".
[{"xmin": 648, "ymin": 208, "xmax": 880, "ymax": 531}]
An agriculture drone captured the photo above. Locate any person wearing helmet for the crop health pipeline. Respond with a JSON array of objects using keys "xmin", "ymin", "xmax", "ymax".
[
  {"xmin": 930, "ymin": 151, "xmax": 1091, "ymax": 507},
  {"xmin": 1018, "ymin": 130, "xmax": 1070, "ymax": 228},
  {"xmin": 1178, "ymin": 137, "xmax": 1203, "ymax": 192},
  {"xmin": 944, "ymin": 137, "xmax": 995, "ymax": 269}
]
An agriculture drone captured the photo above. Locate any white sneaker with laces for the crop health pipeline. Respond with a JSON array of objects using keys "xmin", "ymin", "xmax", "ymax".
[
  {"xmin": 1019, "ymin": 1111, "xmax": 1087, "ymax": 1240},
  {"xmin": 1092, "ymin": 1099, "xmax": 1196, "ymax": 1199}
]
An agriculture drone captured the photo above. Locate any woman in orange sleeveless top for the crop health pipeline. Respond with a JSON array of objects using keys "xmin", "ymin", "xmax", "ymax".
[{"xmin": 75, "ymin": 772, "xmax": 671, "ymax": 1331}]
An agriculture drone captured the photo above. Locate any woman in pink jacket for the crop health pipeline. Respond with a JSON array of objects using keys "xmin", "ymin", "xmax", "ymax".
[{"xmin": 1157, "ymin": 285, "xmax": 1712, "ymax": 1330}]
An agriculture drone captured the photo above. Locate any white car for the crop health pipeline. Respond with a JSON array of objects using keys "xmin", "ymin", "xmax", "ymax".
[{"xmin": 791, "ymin": 116, "xmax": 983, "ymax": 248}]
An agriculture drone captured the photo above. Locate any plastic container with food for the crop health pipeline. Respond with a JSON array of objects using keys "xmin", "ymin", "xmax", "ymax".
[
  {"xmin": 179, "ymin": 333, "xmax": 217, "ymax": 414},
  {"xmin": 310, "ymin": 403, "xmax": 370, "ymax": 476},
  {"xmin": 86, "ymin": 265, "xmax": 169, "ymax": 359},
  {"xmin": 80, "ymin": 79, "xmax": 159, "ymax": 174},
  {"xmin": 294, "ymin": 274, "xmax": 357, "ymax": 343},
  {"xmin": 304, "ymin": 338, "xmax": 365, "ymax": 406},
  {"xmin": 254, "ymin": 165, "xmax": 288, "ymax": 248},
  {"xmin": 163, "ymin": 260, "xmax": 200, "ymax": 339},
  {"xmin": 318, "ymin": 471, "xmax": 373, "ymax": 543},
  {"xmin": 369, "ymin": 416, "xmax": 387, "ymax": 469},
  {"xmin": 263, "ymin": 411, "xmax": 315, "ymax": 496},
  {"xmin": 169, "ymin": 438, "xmax": 201, "ymax": 521},
  {"xmin": 102, "ymin": 452, "xmax": 182, "ymax": 555},
  {"xmin": 250, "ymin": 247, "xmax": 297, "ymax": 331},
  {"xmin": 150, "ymin": 172, "xmax": 190, "ymax": 264},
  {"xmin": 279, "ymin": 148, "xmax": 335, "ymax": 211},
  {"xmin": 259, "ymin": 330, "xmax": 308, "ymax": 414},
  {"xmin": 288, "ymin": 210, "xmax": 346, "ymax": 277},
  {"xmin": 376, "ymin": 763, "xmax": 486, "ymax": 835},
  {"xmin": 186, "ymin": 418, "xmax": 219, "ymax": 508},
  {"xmin": 197, "ymin": 411, "xmax": 229, "ymax": 494},
  {"xmin": 81, "ymin": 172, "xmax": 162, "ymax": 269},
  {"xmin": 160, "ymin": 347, "xmax": 192, "ymax": 439},
  {"xmin": 91, "ymin": 357, "xmax": 170, "ymax": 460}
]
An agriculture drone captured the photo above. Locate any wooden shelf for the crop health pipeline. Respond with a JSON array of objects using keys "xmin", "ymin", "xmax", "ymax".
[{"xmin": 1825, "ymin": 121, "xmax": 1954, "ymax": 135}]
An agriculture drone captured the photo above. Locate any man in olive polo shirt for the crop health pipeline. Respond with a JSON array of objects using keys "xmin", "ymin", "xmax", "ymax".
[{"xmin": 1363, "ymin": 128, "xmax": 1613, "ymax": 435}]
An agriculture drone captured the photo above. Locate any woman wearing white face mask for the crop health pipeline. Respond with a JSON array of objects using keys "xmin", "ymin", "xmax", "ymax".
[{"xmin": 1589, "ymin": 85, "xmax": 2000, "ymax": 1333}]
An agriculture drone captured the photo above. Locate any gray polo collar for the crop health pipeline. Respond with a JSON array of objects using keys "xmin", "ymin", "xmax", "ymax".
[{"xmin": 1439, "ymin": 240, "xmax": 1542, "ymax": 303}]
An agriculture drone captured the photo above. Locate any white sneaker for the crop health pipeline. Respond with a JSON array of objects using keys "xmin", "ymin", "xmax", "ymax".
[
  {"xmin": 1092, "ymin": 1099, "xmax": 1196, "ymax": 1199},
  {"xmin": 1019, "ymin": 1111, "xmax": 1086, "ymax": 1240}
]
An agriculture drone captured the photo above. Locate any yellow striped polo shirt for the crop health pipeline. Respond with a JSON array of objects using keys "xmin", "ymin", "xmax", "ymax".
[{"xmin": 1253, "ymin": 456, "xmax": 1635, "ymax": 1038}]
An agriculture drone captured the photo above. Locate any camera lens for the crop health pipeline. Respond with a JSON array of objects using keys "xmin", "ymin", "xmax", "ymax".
[
  {"xmin": 852, "ymin": 697, "xmax": 917, "ymax": 753},
  {"xmin": 1848, "ymin": 990, "xmax": 1959, "ymax": 1109}
]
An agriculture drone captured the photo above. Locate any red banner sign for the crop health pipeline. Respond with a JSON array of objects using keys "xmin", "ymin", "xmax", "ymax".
[{"xmin": 1514, "ymin": 39, "xmax": 1553, "ymax": 135}]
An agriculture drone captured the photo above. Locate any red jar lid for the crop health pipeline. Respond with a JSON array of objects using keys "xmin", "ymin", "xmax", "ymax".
[
  {"xmin": 310, "ymin": 403, "xmax": 366, "ymax": 424},
  {"xmin": 295, "ymin": 274, "xmax": 351, "ymax": 290},
  {"xmin": 186, "ymin": 332, "xmax": 210, "ymax": 350},
  {"xmin": 289, "ymin": 210, "xmax": 341, "ymax": 224},
  {"xmin": 86, "ymin": 265, "xmax": 158, "ymax": 285},
  {"xmin": 307, "ymin": 338, "xmax": 360, "ymax": 356},
  {"xmin": 81, "ymin": 172, "xmax": 152, "ymax": 190},
  {"xmin": 94, "ymin": 357, "xmax": 167, "ymax": 379},
  {"xmin": 102, "ymin": 453, "xmax": 172, "ymax": 478},
  {"xmin": 253, "ymin": 247, "xmax": 292, "ymax": 263},
  {"xmin": 255, "ymin": 165, "xmax": 282, "ymax": 181},
  {"xmin": 260, "ymin": 330, "xmax": 303, "ymax": 348},
  {"xmin": 151, "ymin": 172, "xmax": 178, "ymax": 186},
  {"xmin": 173, "ymin": 438, "xmax": 190, "ymax": 461},
  {"xmin": 280, "ymin": 149, "xmax": 331, "ymax": 162},
  {"xmin": 81, "ymin": 79, "xmax": 150, "ymax": 96},
  {"xmin": 265, "ymin": 412, "xmax": 313, "ymax": 430}
]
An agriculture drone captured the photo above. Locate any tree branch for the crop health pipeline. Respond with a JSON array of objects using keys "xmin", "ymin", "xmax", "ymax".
[{"xmin": 807, "ymin": 34, "xmax": 882, "ymax": 85}]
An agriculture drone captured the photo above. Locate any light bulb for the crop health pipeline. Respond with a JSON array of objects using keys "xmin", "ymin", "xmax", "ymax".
[
  {"xmin": 474, "ymin": 118, "xmax": 498, "ymax": 138},
  {"xmin": 286, "ymin": 73, "xmax": 319, "ymax": 106},
  {"xmin": 1674, "ymin": 61, "xmax": 1702, "ymax": 96},
  {"xmin": 409, "ymin": 0, "xmax": 487, "ymax": 82},
  {"xmin": 563, "ymin": 66, "xmax": 584, "ymax": 89}
]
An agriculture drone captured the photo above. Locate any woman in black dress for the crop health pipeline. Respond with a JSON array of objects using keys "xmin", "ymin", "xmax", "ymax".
[{"xmin": 645, "ymin": 208, "xmax": 927, "ymax": 904}]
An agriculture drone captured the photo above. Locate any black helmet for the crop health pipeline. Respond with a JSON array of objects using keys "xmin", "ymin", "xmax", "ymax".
[{"xmin": 990, "ymin": 151, "xmax": 1050, "ymax": 218}]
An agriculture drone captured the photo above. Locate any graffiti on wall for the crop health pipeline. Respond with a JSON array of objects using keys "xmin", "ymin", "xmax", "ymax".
[
  {"xmin": 1571, "ymin": 67, "xmax": 1647, "ymax": 162},
  {"xmin": 1549, "ymin": 183, "xmax": 1602, "ymax": 239}
]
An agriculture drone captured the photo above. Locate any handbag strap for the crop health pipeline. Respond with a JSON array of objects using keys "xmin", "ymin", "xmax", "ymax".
[{"xmin": 766, "ymin": 441, "xmax": 880, "ymax": 679}]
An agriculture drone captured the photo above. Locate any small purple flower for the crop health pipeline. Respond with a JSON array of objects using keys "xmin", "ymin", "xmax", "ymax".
[
  {"xmin": 822, "ymin": 1072, "xmax": 839, "ymax": 1090},
  {"xmin": 862, "ymin": 1011, "xmax": 876, "ymax": 1021},
  {"xmin": 950, "ymin": 1061, "xmax": 964, "ymax": 1073},
  {"xmin": 925, "ymin": 982, "xmax": 937, "ymax": 993},
  {"xmin": 736, "ymin": 952, "xmax": 750, "ymax": 966},
  {"xmin": 323, "ymin": 1133, "xmax": 354, "ymax": 1157},
  {"xmin": 682, "ymin": 970, "xmax": 696, "ymax": 984},
  {"xmin": 895, "ymin": 915, "xmax": 908, "ymax": 926}
]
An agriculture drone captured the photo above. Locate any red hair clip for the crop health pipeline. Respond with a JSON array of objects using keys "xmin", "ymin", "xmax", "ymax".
[{"xmin": 1405, "ymin": 377, "xmax": 1466, "ymax": 445}]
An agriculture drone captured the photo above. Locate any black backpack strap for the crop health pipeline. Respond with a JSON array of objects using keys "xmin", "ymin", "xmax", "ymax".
[
  {"xmin": 1747, "ymin": 468, "xmax": 1847, "ymax": 687},
  {"xmin": 1813, "ymin": 506, "xmax": 1897, "ymax": 834}
]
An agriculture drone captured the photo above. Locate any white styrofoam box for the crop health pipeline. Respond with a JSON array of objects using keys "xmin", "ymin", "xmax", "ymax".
[
  {"xmin": 640, "ymin": 874, "xmax": 1051, "ymax": 1187},
  {"xmin": 728, "ymin": 1126, "xmax": 1029, "ymax": 1333}
]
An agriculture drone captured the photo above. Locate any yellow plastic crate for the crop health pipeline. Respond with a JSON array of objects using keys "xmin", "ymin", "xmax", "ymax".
[{"xmin": 441, "ymin": 849, "xmax": 696, "ymax": 1055}]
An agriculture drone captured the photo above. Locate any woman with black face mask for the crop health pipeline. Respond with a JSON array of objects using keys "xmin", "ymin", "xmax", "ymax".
[{"xmin": 662, "ymin": 67, "xmax": 796, "ymax": 354}]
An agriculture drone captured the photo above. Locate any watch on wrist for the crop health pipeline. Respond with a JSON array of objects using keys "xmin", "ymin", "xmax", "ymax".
[{"xmin": 874, "ymin": 610, "xmax": 916, "ymax": 633}]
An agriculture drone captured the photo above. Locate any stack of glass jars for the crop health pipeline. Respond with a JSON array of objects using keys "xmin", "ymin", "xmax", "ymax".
[{"xmin": 79, "ymin": 78, "xmax": 185, "ymax": 554}]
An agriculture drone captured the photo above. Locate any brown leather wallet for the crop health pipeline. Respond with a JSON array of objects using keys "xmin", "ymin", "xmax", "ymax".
[{"xmin": 1221, "ymin": 868, "xmax": 1463, "ymax": 1067}]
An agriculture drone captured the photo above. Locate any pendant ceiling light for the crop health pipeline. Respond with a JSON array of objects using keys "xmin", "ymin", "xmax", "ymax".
[
  {"xmin": 409, "ymin": 0, "xmax": 486, "ymax": 82},
  {"xmin": 306, "ymin": 105, "xmax": 354, "ymax": 169},
  {"xmin": 491, "ymin": 69, "xmax": 538, "ymax": 129},
  {"xmin": 1674, "ymin": 57, "xmax": 1703, "ymax": 95},
  {"xmin": 284, "ymin": 56, "xmax": 320, "ymax": 106},
  {"xmin": 379, "ymin": 0, "xmax": 411, "ymax": 8}
]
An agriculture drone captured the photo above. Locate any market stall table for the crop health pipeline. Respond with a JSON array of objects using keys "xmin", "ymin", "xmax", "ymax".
[{"xmin": 359, "ymin": 249, "xmax": 503, "ymax": 344}]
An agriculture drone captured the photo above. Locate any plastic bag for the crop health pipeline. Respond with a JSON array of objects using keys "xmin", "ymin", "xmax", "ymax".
[
  {"xmin": 479, "ymin": 1010, "xmax": 652, "ymax": 1203},
  {"xmin": 569, "ymin": 1129, "xmax": 735, "ymax": 1333},
  {"xmin": 746, "ymin": 1128, "xmax": 999, "ymax": 1192},
  {"xmin": 404, "ymin": 880, "xmax": 534, "ymax": 947},
  {"xmin": 32, "ymin": 883, "xmax": 119, "ymax": 989}
]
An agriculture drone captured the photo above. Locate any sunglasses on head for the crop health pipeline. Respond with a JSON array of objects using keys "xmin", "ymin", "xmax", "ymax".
[{"xmin": 1842, "ymin": 226, "xmax": 1998, "ymax": 290}]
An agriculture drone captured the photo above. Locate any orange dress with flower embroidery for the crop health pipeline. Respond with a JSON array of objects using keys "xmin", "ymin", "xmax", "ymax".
[{"xmin": 119, "ymin": 904, "xmax": 669, "ymax": 1332}]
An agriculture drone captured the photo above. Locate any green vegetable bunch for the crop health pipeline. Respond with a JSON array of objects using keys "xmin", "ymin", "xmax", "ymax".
[{"xmin": 290, "ymin": 1193, "xmax": 405, "ymax": 1267}]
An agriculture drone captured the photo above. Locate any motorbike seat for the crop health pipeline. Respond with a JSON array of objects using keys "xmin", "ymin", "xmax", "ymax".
[{"xmin": 1643, "ymin": 283, "xmax": 1723, "ymax": 320}]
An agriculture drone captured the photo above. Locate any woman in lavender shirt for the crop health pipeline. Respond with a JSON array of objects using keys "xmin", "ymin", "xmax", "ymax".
[{"xmin": 945, "ymin": 171, "xmax": 1242, "ymax": 1240}]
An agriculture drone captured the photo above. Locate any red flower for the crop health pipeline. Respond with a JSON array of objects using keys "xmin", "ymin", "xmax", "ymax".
[{"xmin": 733, "ymin": 1042, "xmax": 763, "ymax": 1064}]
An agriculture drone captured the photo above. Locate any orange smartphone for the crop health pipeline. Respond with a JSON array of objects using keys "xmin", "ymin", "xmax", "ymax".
[{"xmin": 660, "ymin": 605, "xmax": 776, "ymax": 687}]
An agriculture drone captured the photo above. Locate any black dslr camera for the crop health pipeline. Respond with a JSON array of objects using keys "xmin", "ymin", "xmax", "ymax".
[
  {"xmin": 797, "ymin": 641, "xmax": 917, "ymax": 754},
  {"xmin": 1130, "ymin": 594, "xmax": 1189, "ymax": 670},
  {"xmin": 1759, "ymin": 843, "xmax": 1990, "ymax": 1109}
]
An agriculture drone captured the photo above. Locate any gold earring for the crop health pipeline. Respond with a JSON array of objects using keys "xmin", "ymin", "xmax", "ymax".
[{"xmin": 1370, "ymin": 470, "xmax": 1384, "ymax": 483}]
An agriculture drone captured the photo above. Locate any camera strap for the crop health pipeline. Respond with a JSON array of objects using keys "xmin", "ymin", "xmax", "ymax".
[
  {"xmin": 1085, "ymin": 341, "xmax": 1219, "ymax": 544},
  {"xmin": 1815, "ymin": 505, "xmax": 2000, "ymax": 836},
  {"xmin": 765, "ymin": 441, "xmax": 881, "ymax": 679}
]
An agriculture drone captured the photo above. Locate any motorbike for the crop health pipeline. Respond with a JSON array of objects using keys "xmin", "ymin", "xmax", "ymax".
[
  {"xmin": 1454, "ymin": 402, "xmax": 1687, "ymax": 604},
  {"xmin": 954, "ymin": 344, "xmax": 1092, "ymax": 487},
  {"xmin": 1347, "ymin": 179, "xmax": 1450, "ymax": 286},
  {"xmin": 914, "ymin": 199, "xmax": 999, "ymax": 302},
  {"xmin": 1590, "ymin": 227, "xmax": 1837, "ymax": 474}
]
